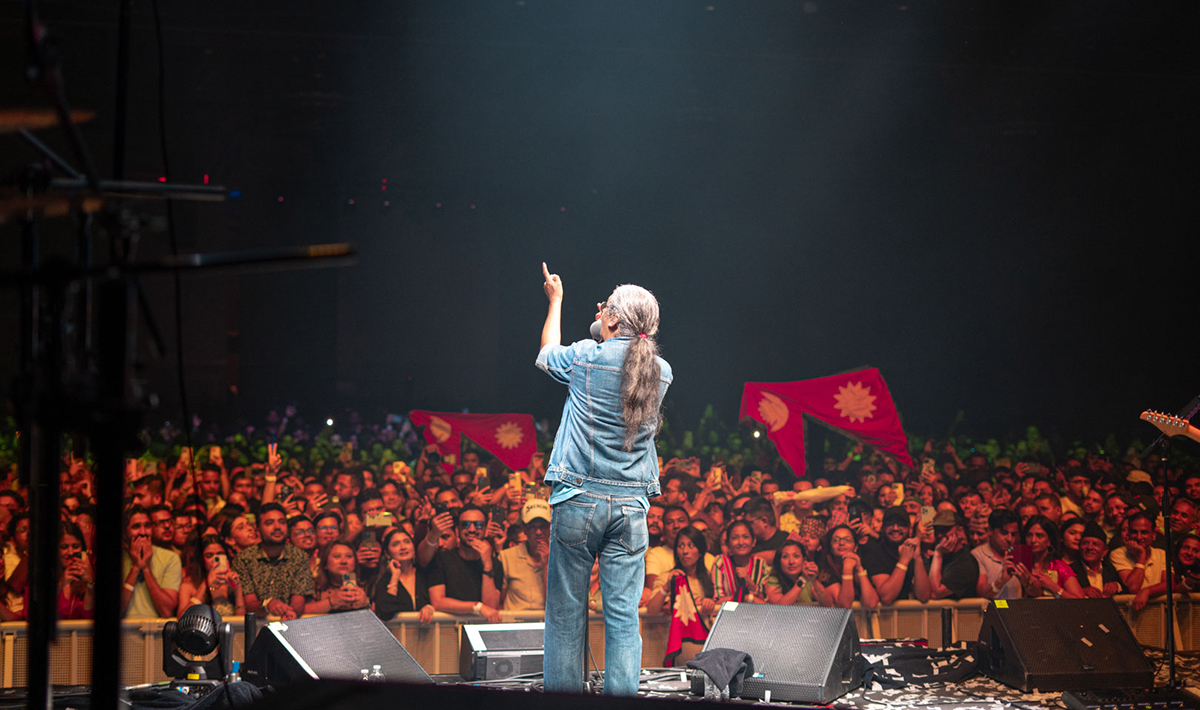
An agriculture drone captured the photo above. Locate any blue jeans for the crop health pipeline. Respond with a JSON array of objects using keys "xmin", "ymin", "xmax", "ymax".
[{"xmin": 543, "ymin": 492, "xmax": 648, "ymax": 696}]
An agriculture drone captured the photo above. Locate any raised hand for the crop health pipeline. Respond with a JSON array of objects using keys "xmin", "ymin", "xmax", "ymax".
[
  {"xmin": 542, "ymin": 262, "xmax": 563, "ymax": 302},
  {"xmin": 266, "ymin": 443, "xmax": 282, "ymax": 474}
]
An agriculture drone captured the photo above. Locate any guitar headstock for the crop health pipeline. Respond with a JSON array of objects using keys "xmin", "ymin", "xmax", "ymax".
[{"xmin": 1140, "ymin": 410, "xmax": 1192, "ymax": 437}]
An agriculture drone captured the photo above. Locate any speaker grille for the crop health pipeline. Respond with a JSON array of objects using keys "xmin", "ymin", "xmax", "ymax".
[
  {"xmin": 980, "ymin": 599, "xmax": 1155, "ymax": 692},
  {"xmin": 477, "ymin": 628, "xmax": 545, "ymax": 651},
  {"xmin": 700, "ymin": 604, "xmax": 860, "ymax": 703},
  {"xmin": 269, "ymin": 610, "xmax": 431, "ymax": 683}
]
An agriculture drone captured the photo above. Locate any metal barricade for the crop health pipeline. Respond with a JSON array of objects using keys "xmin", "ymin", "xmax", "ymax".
[{"xmin": 2, "ymin": 594, "xmax": 1194, "ymax": 686}]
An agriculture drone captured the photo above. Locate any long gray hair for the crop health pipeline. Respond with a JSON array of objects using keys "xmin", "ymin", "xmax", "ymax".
[{"xmin": 604, "ymin": 284, "xmax": 663, "ymax": 451}]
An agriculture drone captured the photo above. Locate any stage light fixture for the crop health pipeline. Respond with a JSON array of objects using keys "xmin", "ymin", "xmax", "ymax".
[{"xmin": 162, "ymin": 604, "xmax": 233, "ymax": 682}]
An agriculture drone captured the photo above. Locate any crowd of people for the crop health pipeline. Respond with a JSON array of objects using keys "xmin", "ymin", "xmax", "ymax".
[{"xmin": 1, "ymin": 410, "xmax": 1197, "ymax": 647}]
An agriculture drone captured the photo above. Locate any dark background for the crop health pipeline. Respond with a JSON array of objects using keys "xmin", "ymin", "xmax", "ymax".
[{"xmin": 1, "ymin": 0, "xmax": 1197, "ymax": 445}]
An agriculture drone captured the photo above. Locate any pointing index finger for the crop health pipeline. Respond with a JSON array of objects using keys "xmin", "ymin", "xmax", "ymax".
[{"xmin": 542, "ymin": 261, "xmax": 552, "ymax": 280}]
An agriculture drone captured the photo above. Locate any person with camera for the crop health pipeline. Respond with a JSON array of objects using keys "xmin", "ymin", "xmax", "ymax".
[
  {"xmin": 306, "ymin": 540, "xmax": 371, "ymax": 613},
  {"xmin": 427, "ymin": 505, "xmax": 503, "ymax": 622},
  {"xmin": 537, "ymin": 265, "xmax": 673, "ymax": 696},
  {"xmin": 233, "ymin": 503, "xmax": 313, "ymax": 620},
  {"xmin": 57, "ymin": 521, "xmax": 95, "ymax": 619},
  {"xmin": 176, "ymin": 534, "xmax": 244, "ymax": 617}
]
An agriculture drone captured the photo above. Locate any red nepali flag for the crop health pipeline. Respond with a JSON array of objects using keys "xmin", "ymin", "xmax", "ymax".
[
  {"xmin": 408, "ymin": 410, "xmax": 537, "ymax": 472},
  {"xmin": 663, "ymin": 573, "xmax": 709, "ymax": 667},
  {"xmin": 739, "ymin": 367, "xmax": 912, "ymax": 477}
]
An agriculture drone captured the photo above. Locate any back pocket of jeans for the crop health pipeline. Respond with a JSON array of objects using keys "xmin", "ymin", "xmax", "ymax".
[
  {"xmin": 619, "ymin": 506, "xmax": 648, "ymax": 554},
  {"xmin": 552, "ymin": 500, "xmax": 595, "ymax": 547}
]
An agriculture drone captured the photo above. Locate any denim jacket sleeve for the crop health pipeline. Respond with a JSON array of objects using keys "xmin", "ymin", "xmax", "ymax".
[{"xmin": 536, "ymin": 341, "xmax": 586, "ymax": 385}]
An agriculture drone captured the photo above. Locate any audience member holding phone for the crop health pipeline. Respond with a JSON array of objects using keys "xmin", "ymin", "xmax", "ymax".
[
  {"xmin": 177, "ymin": 534, "xmax": 244, "ymax": 617},
  {"xmin": 1012, "ymin": 515, "xmax": 1083, "ymax": 598},
  {"xmin": 57, "ymin": 521, "xmax": 95, "ymax": 619},
  {"xmin": 306, "ymin": 540, "xmax": 370, "ymax": 613}
]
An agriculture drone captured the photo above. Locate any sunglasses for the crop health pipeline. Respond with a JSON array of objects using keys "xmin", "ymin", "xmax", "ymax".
[{"xmin": 459, "ymin": 520, "xmax": 486, "ymax": 530}]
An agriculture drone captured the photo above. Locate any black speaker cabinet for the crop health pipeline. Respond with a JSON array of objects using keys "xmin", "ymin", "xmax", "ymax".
[
  {"xmin": 242, "ymin": 609, "xmax": 432, "ymax": 687},
  {"xmin": 977, "ymin": 598, "xmax": 1155, "ymax": 692},
  {"xmin": 691, "ymin": 602, "xmax": 861, "ymax": 703},
  {"xmin": 459, "ymin": 622, "xmax": 545, "ymax": 680}
]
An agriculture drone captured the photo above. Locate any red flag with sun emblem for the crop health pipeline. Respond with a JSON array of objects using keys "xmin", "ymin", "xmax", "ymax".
[
  {"xmin": 408, "ymin": 410, "xmax": 537, "ymax": 472},
  {"xmin": 739, "ymin": 368, "xmax": 911, "ymax": 477}
]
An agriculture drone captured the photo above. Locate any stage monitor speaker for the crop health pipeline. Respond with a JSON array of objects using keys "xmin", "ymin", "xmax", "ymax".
[
  {"xmin": 977, "ymin": 598, "xmax": 1154, "ymax": 692},
  {"xmin": 691, "ymin": 602, "xmax": 861, "ymax": 703},
  {"xmin": 459, "ymin": 622, "xmax": 545, "ymax": 680},
  {"xmin": 242, "ymin": 609, "xmax": 432, "ymax": 688}
]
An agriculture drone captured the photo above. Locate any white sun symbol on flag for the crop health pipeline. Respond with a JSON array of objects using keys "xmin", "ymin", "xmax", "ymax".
[
  {"xmin": 833, "ymin": 381, "xmax": 878, "ymax": 423},
  {"xmin": 757, "ymin": 392, "xmax": 790, "ymax": 432},
  {"xmin": 429, "ymin": 416, "xmax": 452, "ymax": 443},
  {"xmin": 494, "ymin": 422, "xmax": 524, "ymax": 450},
  {"xmin": 673, "ymin": 585, "xmax": 698, "ymax": 625}
]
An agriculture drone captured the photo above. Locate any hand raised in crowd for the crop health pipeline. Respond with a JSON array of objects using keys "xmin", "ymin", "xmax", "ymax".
[
  {"xmin": 131, "ymin": 537, "xmax": 153, "ymax": 570},
  {"xmin": 485, "ymin": 520, "xmax": 505, "ymax": 545},
  {"xmin": 306, "ymin": 491, "xmax": 329, "ymax": 516},
  {"xmin": 333, "ymin": 584, "xmax": 369, "ymax": 611},
  {"xmin": 1124, "ymin": 538, "xmax": 1147, "ymax": 564},
  {"xmin": 467, "ymin": 537, "xmax": 494, "ymax": 563},
  {"xmin": 529, "ymin": 452, "xmax": 546, "ymax": 476},
  {"xmin": 531, "ymin": 538, "xmax": 550, "ymax": 565},
  {"xmin": 414, "ymin": 499, "xmax": 434, "ymax": 524},
  {"xmin": 356, "ymin": 543, "xmax": 381, "ymax": 568},
  {"xmin": 898, "ymin": 537, "xmax": 921, "ymax": 564},
  {"xmin": 802, "ymin": 560, "xmax": 819, "ymax": 579},
  {"xmin": 63, "ymin": 555, "xmax": 94, "ymax": 586},
  {"xmin": 935, "ymin": 526, "xmax": 965, "ymax": 555},
  {"xmin": 542, "ymin": 262, "xmax": 563, "ymax": 302},
  {"xmin": 266, "ymin": 443, "xmax": 282, "ymax": 475},
  {"xmin": 209, "ymin": 446, "xmax": 224, "ymax": 469},
  {"xmin": 282, "ymin": 493, "xmax": 303, "ymax": 518},
  {"xmin": 427, "ymin": 511, "xmax": 455, "ymax": 541}
]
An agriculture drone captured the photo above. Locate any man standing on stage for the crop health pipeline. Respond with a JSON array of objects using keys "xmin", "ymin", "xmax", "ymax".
[{"xmin": 537, "ymin": 263, "xmax": 672, "ymax": 696}]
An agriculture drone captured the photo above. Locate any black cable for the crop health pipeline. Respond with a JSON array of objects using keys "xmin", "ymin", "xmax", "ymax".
[{"xmin": 147, "ymin": 0, "xmax": 197, "ymax": 475}]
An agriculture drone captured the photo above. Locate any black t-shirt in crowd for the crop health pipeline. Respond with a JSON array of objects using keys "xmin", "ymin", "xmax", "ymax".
[
  {"xmin": 937, "ymin": 550, "xmax": 979, "ymax": 600},
  {"xmin": 752, "ymin": 529, "xmax": 789, "ymax": 555},
  {"xmin": 426, "ymin": 549, "xmax": 503, "ymax": 602},
  {"xmin": 859, "ymin": 540, "xmax": 915, "ymax": 599}
]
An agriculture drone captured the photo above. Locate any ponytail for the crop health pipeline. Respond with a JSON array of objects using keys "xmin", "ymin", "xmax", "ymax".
[{"xmin": 604, "ymin": 285, "xmax": 663, "ymax": 451}]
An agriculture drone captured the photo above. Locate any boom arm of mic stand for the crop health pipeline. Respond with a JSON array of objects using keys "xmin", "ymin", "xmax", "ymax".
[{"xmin": 50, "ymin": 178, "xmax": 229, "ymax": 202}]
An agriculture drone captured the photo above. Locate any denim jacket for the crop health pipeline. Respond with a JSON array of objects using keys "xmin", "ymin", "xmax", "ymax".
[{"xmin": 536, "ymin": 337, "xmax": 672, "ymax": 497}]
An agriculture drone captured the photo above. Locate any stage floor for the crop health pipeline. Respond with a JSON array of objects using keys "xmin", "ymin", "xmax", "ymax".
[{"xmin": 439, "ymin": 647, "xmax": 1200, "ymax": 710}]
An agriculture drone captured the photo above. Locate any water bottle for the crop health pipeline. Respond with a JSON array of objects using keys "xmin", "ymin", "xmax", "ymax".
[
  {"xmin": 360, "ymin": 668, "xmax": 370, "ymax": 681},
  {"xmin": 369, "ymin": 664, "xmax": 386, "ymax": 682}
]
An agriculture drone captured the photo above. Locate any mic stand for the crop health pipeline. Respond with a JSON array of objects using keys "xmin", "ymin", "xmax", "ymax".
[
  {"xmin": 1157, "ymin": 436, "xmax": 1177, "ymax": 690},
  {"xmin": 1140, "ymin": 394, "xmax": 1200, "ymax": 691}
]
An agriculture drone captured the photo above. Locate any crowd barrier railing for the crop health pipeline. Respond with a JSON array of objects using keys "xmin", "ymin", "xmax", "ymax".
[{"xmin": 2, "ymin": 594, "xmax": 1194, "ymax": 687}]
